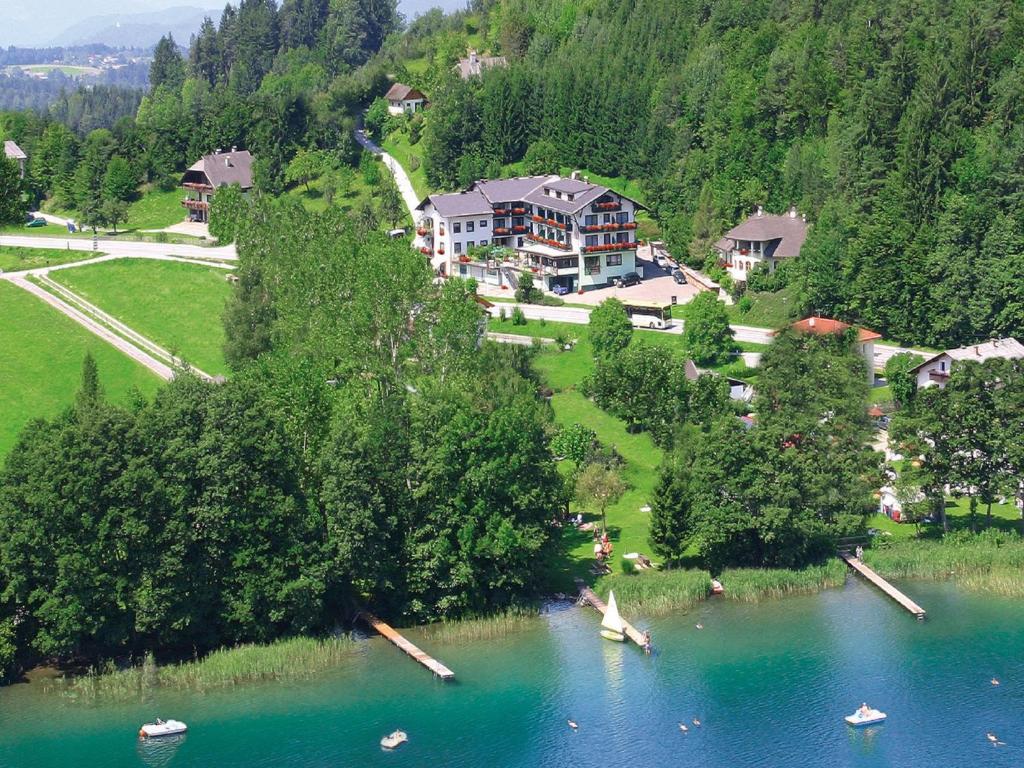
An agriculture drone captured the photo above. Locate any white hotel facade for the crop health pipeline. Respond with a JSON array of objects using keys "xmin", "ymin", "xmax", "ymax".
[{"xmin": 415, "ymin": 175, "xmax": 642, "ymax": 292}]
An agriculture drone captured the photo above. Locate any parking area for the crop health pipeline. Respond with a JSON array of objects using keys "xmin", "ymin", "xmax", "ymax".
[{"xmin": 563, "ymin": 258, "xmax": 703, "ymax": 306}]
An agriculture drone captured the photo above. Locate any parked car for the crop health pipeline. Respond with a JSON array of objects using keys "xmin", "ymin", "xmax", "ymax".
[
  {"xmin": 615, "ymin": 272, "xmax": 641, "ymax": 288},
  {"xmin": 654, "ymin": 253, "xmax": 673, "ymax": 269},
  {"xmin": 552, "ymin": 284, "xmax": 571, "ymax": 296},
  {"xmin": 25, "ymin": 217, "xmax": 46, "ymax": 228},
  {"xmin": 672, "ymin": 269, "xmax": 688, "ymax": 285}
]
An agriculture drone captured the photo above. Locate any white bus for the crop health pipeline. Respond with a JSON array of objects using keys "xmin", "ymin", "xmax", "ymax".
[{"xmin": 622, "ymin": 301, "xmax": 673, "ymax": 330}]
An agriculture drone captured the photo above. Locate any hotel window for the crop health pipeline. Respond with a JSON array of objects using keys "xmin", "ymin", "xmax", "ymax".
[
  {"xmin": 617, "ymin": 211, "xmax": 628, "ymax": 224},
  {"xmin": 585, "ymin": 235, "xmax": 598, "ymax": 246},
  {"xmin": 616, "ymin": 232, "xmax": 627, "ymax": 243},
  {"xmin": 467, "ymin": 240, "xmax": 475, "ymax": 249},
  {"xmin": 584, "ymin": 256, "xmax": 601, "ymax": 275},
  {"xmin": 479, "ymin": 239, "xmax": 488, "ymax": 246},
  {"xmin": 585, "ymin": 215, "xmax": 597, "ymax": 226},
  {"xmin": 454, "ymin": 242, "xmax": 462, "ymax": 254},
  {"xmin": 479, "ymin": 220, "xmax": 488, "ymax": 228},
  {"xmin": 454, "ymin": 222, "xmax": 461, "ymax": 233},
  {"xmin": 607, "ymin": 253, "xmax": 622, "ymax": 266},
  {"xmin": 467, "ymin": 221, "xmax": 475, "ymax": 233}
]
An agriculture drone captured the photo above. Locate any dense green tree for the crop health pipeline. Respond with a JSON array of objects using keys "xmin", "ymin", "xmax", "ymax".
[
  {"xmin": 588, "ymin": 298, "xmax": 632, "ymax": 362},
  {"xmin": 884, "ymin": 352, "xmax": 923, "ymax": 408},
  {"xmin": 575, "ymin": 462, "xmax": 625, "ymax": 533},
  {"xmin": 683, "ymin": 292, "xmax": 733, "ymax": 365},
  {"xmin": 150, "ymin": 35, "xmax": 186, "ymax": 92},
  {"xmin": 101, "ymin": 156, "xmax": 137, "ymax": 203},
  {"xmin": 0, "ymin": 156, "xmax": 24, "ymax": 224}
]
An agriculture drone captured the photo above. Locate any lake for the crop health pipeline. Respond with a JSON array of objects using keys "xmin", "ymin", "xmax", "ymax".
[{"xmin": 1, "ymin": 578, "xmax": 1022, "ymax": 767}]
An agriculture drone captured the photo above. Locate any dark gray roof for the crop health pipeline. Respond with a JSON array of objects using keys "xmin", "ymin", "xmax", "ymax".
[
  {"xmin": 182, "ymin": 150, "xmax": 254, "ymax": 189},
  {"xmin": 4, "ymin": 140, "xmax": 26, "ymax": 160},
  {"xmin": 472, "ymin": 176, "xmax": 553, "ymax": 203},
  {"xmin": 546, "ymin": 177, "xmax": 593, "ymax": 194},
  {"xmin": 419, "ymin": 189, "xmax": 493, "ymax": 218},
  {"xmin": 523, "ymin": 181, "xmax": 609, "ymax": 214},
  {"xmin": 385, "ymin": 83, "xmax": 425, "ymax": 101},
  {"xmin": 723, "ymin": 211, "xmax": 808, "ymax": 258}
]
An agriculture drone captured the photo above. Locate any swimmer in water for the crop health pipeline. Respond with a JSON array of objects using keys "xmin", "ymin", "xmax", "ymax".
[
  {"xmin": 991, "ymin": 677, "xmax": 1000, "ymax": 686},
  {"xmin": 568, "ymin": 720, "xmax": 578, "ymax": 730},
  {"xmin": 696, "ymin": 623, "xmax": 704, "ymax": 630},
  {"xmin": 693, "ymin": 717, "xmax": 701, "ymax": 726}
]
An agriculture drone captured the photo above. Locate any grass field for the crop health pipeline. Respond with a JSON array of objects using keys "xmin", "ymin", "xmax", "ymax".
[
  {"xmin": 126, "ymin": 187, "xmax": 188, "ymax": 230},
  {"xmin": 726, "ymin": 284, "xmax": 801, "ymax": 329},
  {"xmin": 0, "ymin": 245, "xmax": 103, "ymax": 272},
  {"xmin": 381, "ymin": 131, "xmax": 429, "ymax": 200},
  {"xmin": 51, "ymin": 259, "xmax": 233, "ymax": 376},
  {"xmin": 0, "ymin": 281, "xmax": 161, "ymax": 457}
]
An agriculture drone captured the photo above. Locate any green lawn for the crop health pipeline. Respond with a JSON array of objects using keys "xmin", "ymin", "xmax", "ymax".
[
  {"xmin": 0, "ymin": 281, "xmax": 161, "ymax": 458},
  {"xmin": 0, "ymin": 221, "xmax": 76, "ymax": 237},
  {"xmin": 0, "ymin": 246, "xmax": 103, "ymax": 272},
  {"xmin": 51, "ymin": 259, "xmax": 233, "ymax": 376},
  {"xmin": 381, "ymin": 130, "xmax": 429, "ymax": 200},
  {"xmin": 726, "ymin": 284, "xmax": 802, "ymax": 329},
  {"xmin": 126, "ymin": 187, "xmax": 188, "ymax": 230}
]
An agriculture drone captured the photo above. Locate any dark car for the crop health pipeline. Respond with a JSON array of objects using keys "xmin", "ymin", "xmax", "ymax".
[
  {"xmin": 552, "ymin": 284, "xmax": 571, "ymax": 296},
  {"xmin": 672, "ymin": 269, "xmax": 688, "ymax": 285},
  {"xmin": 615, "ymin": 271, "xmax": 641, "ymax": 288}
]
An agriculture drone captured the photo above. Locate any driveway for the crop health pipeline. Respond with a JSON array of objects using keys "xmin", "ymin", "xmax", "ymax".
[{"xmin": 566, "ymin": 257, "xmax": 702, "ymax": 306}]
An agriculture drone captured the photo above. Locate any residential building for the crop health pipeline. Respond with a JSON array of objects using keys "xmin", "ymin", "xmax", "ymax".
[
  {"xmin": 180, "ymin": 148, "xmax": 254, "ymax": 224},
  {"xmin": 684, "ymin": 359, "xmax": 753, "ymax": 402},
  {"xmin": 385, "ymin": 83, "xmax": 427, "ymax": 115},
  {"xmin": 788, "ymin": 316, "xmax": 881, "ymax": 383},
  {"xmin": 415, "ymin": 174, "xmax": 643, "ymax": 291},
  {"xmin": 909, "ymin": 337, "xmax": 1024, "ymax": 389},
  {"xmin": 4, "ymin": 140, "xmax": 26, "ymax": 178},
  {"xmin": 715, "ymin": 206, "xmax": 808, "ymax": 283},
  {"xmin": 455, "ymin": 50, "xmax": 507, "ymax": 79}
]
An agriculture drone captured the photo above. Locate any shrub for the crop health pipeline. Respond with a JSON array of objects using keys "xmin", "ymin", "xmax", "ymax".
[
  {"xmin": 511, "ymin": 307, "xmax": 527, "ymax": 325},
  {"xmin": 736, "ymin": 295, "xmax": 752, "ymax": 314},
  {"xmin": 498, "ymin": 306, "xmax": 507, "ymax": 322}
]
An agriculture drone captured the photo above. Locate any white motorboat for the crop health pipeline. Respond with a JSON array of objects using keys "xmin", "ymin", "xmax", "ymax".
[
  {"xmin": 600, "ymin": 591, "xmax": 626, "ymax": 642},
  {"xmin": 138, "ymin": 719, "xmax": 187, "ymax": 738},
  {"xmin": 845, "ymin": 706, "xmax": 886, "ymax": 726},
  {"xmin": 380, "ymin": 730, "xmax": 408, "ymax": 749}
]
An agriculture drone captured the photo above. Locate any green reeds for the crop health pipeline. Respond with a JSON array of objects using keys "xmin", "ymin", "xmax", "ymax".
[
  {"xmin": 47, "ymin": 635, "xmax": 357, "ymax": 700},
  {"xmin": 597, "ymin": 569, "xmax": 712, "ymax": 614},
  {"xmin": 417, "ymin": 607, "xmax": 540, "ymax": 644},
  {"xmin": 720, "ymin": 560, "xmax": 848, "ymax": 602},
  {"xmin": 865, "ymin": 532, "xmax": 1024, "ymax": 595}
]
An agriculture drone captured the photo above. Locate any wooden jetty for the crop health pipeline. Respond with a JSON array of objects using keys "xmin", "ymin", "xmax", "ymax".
[
  {"xmin": 358, "ymin": 610, "xmax": 455, "ymax": 680},
  {"xmin": 575, "ymin": 580, "xmax": 649, "ymax": 648},
  {"xmin": 839, "ymin": 553, "xmax": 926, "ymax": 619}
]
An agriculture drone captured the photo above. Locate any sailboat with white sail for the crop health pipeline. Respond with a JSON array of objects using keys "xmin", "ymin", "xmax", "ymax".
[{"xmin": 600, "ymin": 591, "xmax": 626, "ymax": 642}]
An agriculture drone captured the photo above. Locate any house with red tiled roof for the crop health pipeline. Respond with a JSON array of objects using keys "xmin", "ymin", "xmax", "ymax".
[
  {"xmin": 715, "ymin": 205, "xmax": 808, "ymax": 283},
  {"xmin": 788, "ymin": 316, "xmax": 881, "ymax": 383}
]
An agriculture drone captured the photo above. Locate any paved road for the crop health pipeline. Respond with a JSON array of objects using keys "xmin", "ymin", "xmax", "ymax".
[
  {"xmin": 487, "ymin": 303, "xmax": 917, "ymax": 369},
  {"xmin": 0, "ymin": 234, "xmax": 237, "ymax": 261}
]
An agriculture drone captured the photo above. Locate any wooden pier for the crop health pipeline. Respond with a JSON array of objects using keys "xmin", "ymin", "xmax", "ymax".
[
  {"xmin": 575, "ymin": 580, "xmax": 650, "ymax": 648},
  {"xmin": 839, "ymin": 553, "xmax": 926, "ymax": 619},
  {"xmin": 358, "ymin": 610, "xmax": 455, "ymax": 680}
]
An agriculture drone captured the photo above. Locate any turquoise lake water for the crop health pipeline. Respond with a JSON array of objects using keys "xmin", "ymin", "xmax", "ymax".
[{"xmin": 1, "ymin": 578, "xmax": 1022, "ymax": 767}]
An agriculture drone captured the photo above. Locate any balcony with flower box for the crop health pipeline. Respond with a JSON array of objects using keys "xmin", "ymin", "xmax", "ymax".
[
  {"xmin": 511, "ymin": 206, "xmax": 527, "ymax": 215},
  {"xmin": 512, "ymin": 225, "xmax": 528, "ymax": 233},
  {"xmin": 525, "ymin": 232, "xmax": 572, "ymax": 252},
  {"xmin": 582, "ymin": 241, "xmax": 637, "ymax": 254},
  {"xmin": 182, "ymin": 198, "xmax": 209, "ymax": 211},
  {"xmin": 592, "ymin": 200, "xmax": 621, "ymax": 212},
  {"xmin": 494, "ymin": 226, "xmax": 511, "ymax": 235},
  {"xmin": 581, "ymin": 221, "xmax": 637, "ymax": 233}
]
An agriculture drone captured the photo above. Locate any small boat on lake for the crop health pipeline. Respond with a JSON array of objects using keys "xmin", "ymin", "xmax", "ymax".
[
  {"xmin": 138, "ymin": 719, "xmax": 187, "ymax": 738},
  {"xmin": 845, "ymin": 705, "xmax": 886, "ymax": 726},
  {"xmin": 380, "ymin": 730, "xmax": 408, "ymax": 749},
  {"xmin": 711, "ymin": 579, "xmax": 724, "ymax": 595},
  {"xmin": 600, "ymin": 591, "xmax": 626, "ymax": 642}
]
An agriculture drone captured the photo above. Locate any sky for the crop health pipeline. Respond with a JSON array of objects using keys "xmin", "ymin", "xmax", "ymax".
[{"xmin": 1, "ymin": 0, "xmax": 470, "ymax": 48}]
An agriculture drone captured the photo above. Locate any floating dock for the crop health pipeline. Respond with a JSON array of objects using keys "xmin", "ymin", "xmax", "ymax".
[
  {"xmin": 839, "ymin": 553, "xmax": 926, "ymax": 619},
  {"xmin": 575, "ymin": 580, "xmax": 650, "ymax": 648},
  {"xmin": 358, "ymin": 610, "xmax": 455, "ymax": 680}
]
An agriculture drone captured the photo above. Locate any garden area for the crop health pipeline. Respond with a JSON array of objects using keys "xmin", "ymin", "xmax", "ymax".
[
  {"xmin": 0, "ymin": 245, "xmax": 102, "ymax": 272},
  {"xmin": 50, "ymin": 259, "xmax": 233, "ymax": 376}
]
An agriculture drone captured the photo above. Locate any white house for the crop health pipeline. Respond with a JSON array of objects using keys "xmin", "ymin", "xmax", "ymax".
[
  {"xmin": 455, "ymin": 50, "xmax": 507, "ymax": 79},
  {"xmin": 385, "ymin": 83, "xmax": 427, "ymax": 116},
  {"xmin": 715, "ymin": 206, "xmax": 808, "ymax": 283},
  {"xmin": 415, "ymin": 174, "xmax": 642, "ymax": 291},
  {"xmin": 909, "ymin": 337, "xmax": 1024, "ymax": 389},
  {"xmin": 878, "ymin": 485, "xmax": 926, "ymax": 523},
  {"xmin": 788, "ymin": 316, "xmax": 881, "ymax": 384},
  {"xmin": 180, "ymin": 148, "xmax": 253, "ymax": 224},
  {"xmin": 4, "ymin": 140, "xmax": 26, "ymax": 178}
]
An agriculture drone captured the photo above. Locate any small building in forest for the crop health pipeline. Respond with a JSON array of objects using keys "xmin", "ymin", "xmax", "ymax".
[
  {"xmin": 180, "ymin": 148, "xmax": 253, "ymax": 224},
  {"xmin": 385, "ymin": 83, "xmax": 427, "ymax": 115},
  {"xmin": 715, "ymin": 205, "xmax": 808, "ymax": 284},
  {"xmin": 909, "ymin": 337, "xmax": 1024, "ymax": 389},
  {"xmin": 788, "ymin": 316, "xmax": 880, "ymax": 383},
  {"xmin": 4, "ymin": 140, "xmax": 27, "ymax": 178},
  {"xmin": 455, "ymin": 50, "xmax": 507, "ymax": 79}
]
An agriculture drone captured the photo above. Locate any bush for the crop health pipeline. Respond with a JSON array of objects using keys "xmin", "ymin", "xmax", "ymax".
[
  {"xmin": 551, "ymin": 423, "xmax": 597, "ymax": 464},
  {"xmin": 736, "ymin": 295, "xmax": 752, "ymax": 314},
  {"xmin": 515, "ymin": 272, "xmax": 537, "ymax": 303},
  {"xmin": 746, "ymin": 260, "xmax": 794, "ymax": 293},
  {"xmin": 511, "ymin": 307, "xmax": 527, "ymax": 325},
  {"xmin": 498, "ymin": 306, "xmax": 507, "ymax": 322}
]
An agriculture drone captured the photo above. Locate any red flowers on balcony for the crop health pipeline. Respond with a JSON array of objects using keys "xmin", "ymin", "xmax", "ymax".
[
  {"xmin": 739, "ymin": 248, "xmax": 749, "ymax": 255},
  {"xmin": 437, "ymin": 246, "xmax": 445, "ymax": 254},
  {"xmin": 594, "ymin": 201, "xmax": 621, "ymax": 211},
  {"xmin": 582, "ymin": 242, "xmax": 637, "ymax": 254},
  {"xmin": 581, "ymin": 222, "xmax": 636, "ymax": 233},
  {"xmin": 526, "ymin": 233, "xmax": 571, "ymax": 251},
  {"xmin": 511, "ymin": 207, "xmax": 526, "ymax": 214},
  {"xmin": 493, "ymin": 207, "xmax": 507, "ymax": 214},
  {"xmin": 494, "ymin": 227, "xmax": 510, "ymax": 235},
  {"xmin": 512, "ymin": 225, "xmax": 528, "ymax": 233},
  {"xmin": 531, "ymin": 215, "xmax": 544, "ymax": 223},
  {"xmin": 416, "ymin": 227, "xmax": 429, "ymax": 236},
  {"xmin": 420, "ymin": 247, "xmax": 432, "ymax": 255}
]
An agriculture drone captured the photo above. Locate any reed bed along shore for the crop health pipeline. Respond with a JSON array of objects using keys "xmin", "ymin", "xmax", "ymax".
[
  {"xmin": 46, "ymin": 636, "xmax": 358, "ymax": 701},
  {"xmin": 720, "ymin": 560, "xmax": 848, "ymax": 602},
  {"xmin": 865, "ymin": 533, "xmax": 1024, "ymax": 596},
  {"xmin": 417, "ymin": 607, "xmax": 541, "ymax": 644},
  {"xmin": 597, "ymin": 569, "xmax": 712, "ymax": 614}
]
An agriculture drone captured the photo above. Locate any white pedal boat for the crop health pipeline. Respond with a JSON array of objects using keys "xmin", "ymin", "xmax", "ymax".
[
  {"xmin": 845, "ymin": 707, "xmax": 886, "ymax": 726},
  {"xmin": 380, "ymin": 730, "xmax": 408, "ymax": 749},
  {"xmin": 138, "ymin": 719, "xmax": 187, "ymax": 738}
]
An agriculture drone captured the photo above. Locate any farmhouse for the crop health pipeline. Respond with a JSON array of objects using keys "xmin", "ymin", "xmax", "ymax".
[
  {"xmin": 416, "ymin": 173, "xmax": 643, "ymax": 292},
  {"xmin": 909, "ymin": 337, "xmax": 1024, "ymax": 389},
  {"xmin": 788, "ymin": 316, "xmax": 880, "ymax": 383},
  {"xmin": 180, "ymin": 148, "xmax": 253, "ymax": 224},
  {"xmin": 4, "ymin": 140, "xmax": 27, "ymax": 178},
  {"xmin": 385, "ymin": 83, "xmax": 427, "ymax": 115},
  {"xmin": 455, "ymin": 50, "xmax": 507, "ymax": 79},
  {"xmin": 715, "ymin": 206, "xmax": 808, "ymax": 283}
]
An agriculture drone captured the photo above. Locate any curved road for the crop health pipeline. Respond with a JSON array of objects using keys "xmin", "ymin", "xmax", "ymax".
[{"xmin": 0, "ymin": 234, "xmax": 236, "ymax": 261}]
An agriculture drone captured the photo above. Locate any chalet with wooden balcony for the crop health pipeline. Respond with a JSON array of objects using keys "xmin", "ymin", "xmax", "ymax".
[
  {"xmin": 715, "ymin": 206, "xmax": 808, "ymax": 283},
  {"xmin": 180, "ymin": 148, "xmax": 254, "ymax": 224},
  {"xmin": 909, "ymin": 337, "xmax": 1024, "ymax": 389},
  {"xmin": 414, "ymin": 173, "xmax": 642, "ymax": 292}
]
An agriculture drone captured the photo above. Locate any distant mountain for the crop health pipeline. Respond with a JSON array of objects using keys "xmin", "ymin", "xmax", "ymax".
[{"xmin": 50, "ymin": 6, "xmax": 221, "ymax": 48}]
